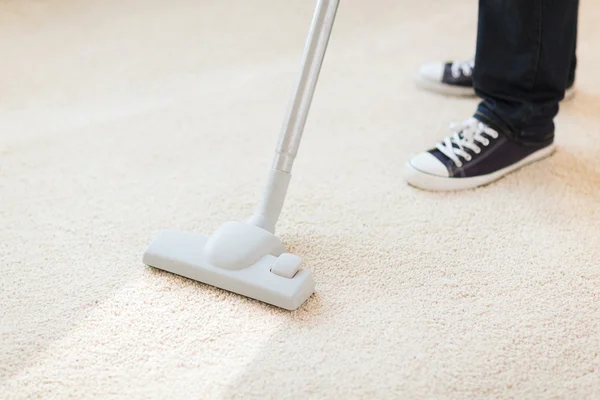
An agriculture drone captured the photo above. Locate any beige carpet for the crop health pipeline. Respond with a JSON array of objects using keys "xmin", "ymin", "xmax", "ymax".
[{"xmin": 1, "ymin": 0, "xmax": 599, "ymax": 398}]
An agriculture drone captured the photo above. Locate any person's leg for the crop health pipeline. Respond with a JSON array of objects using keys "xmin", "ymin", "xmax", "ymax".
[
  {"xmin": 568, "ymin": 54, "xmax": 577, "ymax": 88},
  {"xmin": 417, "ymin": 0, "xmax": 579, "ymax": 100},
  {"xmin": 567, "ymin": 17, "xmax": 578, "ymax": 88},
  {"xmin": 473, "ymin": 0, "xmax": 579, "ymax": 141},
  {"xmin": 405, "ymin": 0, "xmax": 579, "ymax": 191}
]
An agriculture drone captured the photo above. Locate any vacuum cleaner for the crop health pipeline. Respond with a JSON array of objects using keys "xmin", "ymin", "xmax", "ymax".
[{"xmin": 143, "ymin": 0, "xmax": 340, "ymax": 310}]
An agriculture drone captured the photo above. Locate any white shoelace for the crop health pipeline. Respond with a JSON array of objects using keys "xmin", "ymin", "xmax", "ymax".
[
  {"xmin": 450, "ymin": 59, "xmax": 475, "ymax": 79},
  {"xmin": 436, "ymin": 118, "xmax": 499, "ymax": 168}
]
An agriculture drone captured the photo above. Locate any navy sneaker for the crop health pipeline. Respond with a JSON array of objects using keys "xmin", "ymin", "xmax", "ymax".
[
  {"xmin": 417, "ymin": 59, "xmax": 576, "ymax": 100},
  {"xmin": 404, "ymin": 118, "xmax": 555, "ymax": 191}
]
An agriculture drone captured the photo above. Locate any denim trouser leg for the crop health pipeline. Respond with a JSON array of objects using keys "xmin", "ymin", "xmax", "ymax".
[
  {"xmin": 568, "ymin": 25, "xmax": 578, "ymax": 87},
  {"xmin": 472, "ymin": 0, "xmax": 579, "ymax": 141}
]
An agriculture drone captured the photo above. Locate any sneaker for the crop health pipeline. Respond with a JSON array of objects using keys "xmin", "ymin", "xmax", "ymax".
[
  {"xmin": 404, "ymin": 118, "xmax": 555, "ymax": 191},
  {"xmin": 417, "ymin": 59, "xmax": 576, "ymax": 100}
]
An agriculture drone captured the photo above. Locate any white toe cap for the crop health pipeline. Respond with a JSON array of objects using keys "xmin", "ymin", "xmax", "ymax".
[
  {"xmin": 409, "ymin": 152, "xmax": 449, "ymax": 177},
  {"xmin": 418, "ymin": 62, "xmax": 444, "ymax": 82}
]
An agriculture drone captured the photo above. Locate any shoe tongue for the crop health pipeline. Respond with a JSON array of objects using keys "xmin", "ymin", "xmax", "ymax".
[
  {"xmin": 464, "ymin": 117, "xmax": 479, "ymax": 126},
  {"xmin": 452, "ymin": 130, "xmax": 469, "ymax": 148},
  {"xmin": 454, "ymin": 119, "xmax": 481, "ymax": 145}
]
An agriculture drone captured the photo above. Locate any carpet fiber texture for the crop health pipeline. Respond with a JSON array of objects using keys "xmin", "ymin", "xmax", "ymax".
[{"xmin": 1, "ymin": 0, "xmax": 599, "ymax": 398}]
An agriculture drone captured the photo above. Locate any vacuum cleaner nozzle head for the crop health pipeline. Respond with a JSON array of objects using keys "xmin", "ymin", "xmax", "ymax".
[{"xmin": 142, "ymin": 223, "xmax": 315, "ymax": 310}]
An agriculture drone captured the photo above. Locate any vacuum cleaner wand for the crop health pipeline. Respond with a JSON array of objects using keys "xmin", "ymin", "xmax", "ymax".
[
  {"xmin": 248, "ymin": 0, "xmax": 340, "ymax": 233},
  {"xmin": 143, "ymin": 0, "xmax": 340, "ymax": 310}
]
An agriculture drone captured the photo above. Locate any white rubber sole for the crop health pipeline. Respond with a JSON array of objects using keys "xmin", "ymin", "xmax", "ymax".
[
  {"xmin": 416, "ymin": 75, "xmax": 476, "ymax": 97},
  {"xmin": 404, "ymin": 144, "xmax": 556, "ymax": 191},
  {"xmin": 416, "ymin": 76, "xmax": 577, "ymax": 101}
]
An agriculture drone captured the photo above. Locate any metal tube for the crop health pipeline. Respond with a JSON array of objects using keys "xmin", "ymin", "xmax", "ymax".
[
  {"xmin": 250, "ymin": 0, "xmax": 339, "ymax": 232},
  {"xmin": 272, "ymin": 0, "xmax": 340, "ymax": 173}
]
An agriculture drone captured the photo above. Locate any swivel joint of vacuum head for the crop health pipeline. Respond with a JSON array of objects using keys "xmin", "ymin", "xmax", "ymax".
[{"xmin": 247, "ymin": 169, "xmax": 292, "ymax": 234}]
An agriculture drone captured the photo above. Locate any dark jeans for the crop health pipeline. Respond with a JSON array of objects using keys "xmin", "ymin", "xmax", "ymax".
[{"xmin": 473, "ymin": 0, "xmax": 579, "ymax": 141}]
